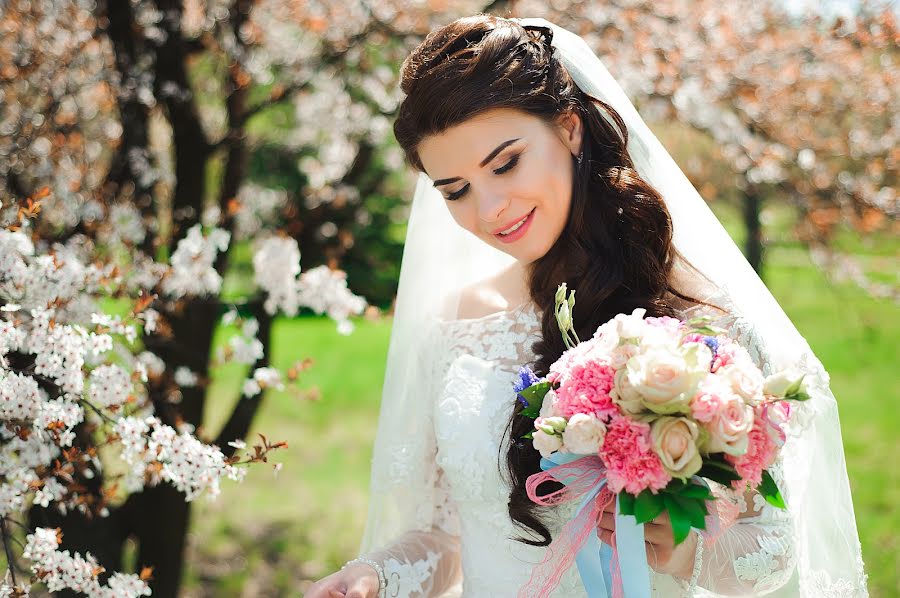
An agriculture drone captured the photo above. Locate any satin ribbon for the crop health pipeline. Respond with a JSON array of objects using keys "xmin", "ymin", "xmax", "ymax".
[
  {"xmin": 518, "ymin": 452, "xmax": 741, "ymax": 597},
  {"xmin": 517, "ymin": 452, "xmax": 651, "ymax": 598}
]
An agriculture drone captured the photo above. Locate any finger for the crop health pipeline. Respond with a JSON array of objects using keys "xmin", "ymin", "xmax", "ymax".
[
  {"xmin": 596, "ymin": 512, "xmax": 616, "ymax": 531},
  {"xmin": 641, "ymin": 523, "xmax": 675, "ymax": 546},
  {"xmin": 597, "ymin": 528, "xmax": 616, "ymax": 547},
  {"xmin": 344, "ymin": 575, "xmax": 377, "ymax": 598},
  {"xmin": 329, "ymin": 591, "xmax": 346, "ymax": 598},
  {"xmin": 649, "ymin": 510, "xmax": 671, "ymax": 526}
]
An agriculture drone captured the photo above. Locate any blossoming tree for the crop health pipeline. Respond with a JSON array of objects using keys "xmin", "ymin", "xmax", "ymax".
[{"xmin": 0, "ymin": 0, "xmax": 490, "ymax": 594}]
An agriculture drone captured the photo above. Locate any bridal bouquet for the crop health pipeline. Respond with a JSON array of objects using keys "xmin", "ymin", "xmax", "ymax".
[{"xmin": 514, "ymin": 285, "xmax": 808, "ymax": 596}]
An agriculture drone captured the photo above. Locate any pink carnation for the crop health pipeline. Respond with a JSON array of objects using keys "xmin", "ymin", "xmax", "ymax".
[
  {"xmin": 600, "ymin": 416, "xmax": 670, "ymax": 495},
  {"xmin": 725, "ymin": 411, "xmax": 780, "ymax": 489},
  {"xmin": 682, "ymin": 333, "xmax": 705, "ymax": 344},
  {"xmin": 552, "ymin": 344, "xmax": 618, "ymax": 420},
  {"xmin": 549, "ymin": 340, "xmax": 594, "ymax": 378}
]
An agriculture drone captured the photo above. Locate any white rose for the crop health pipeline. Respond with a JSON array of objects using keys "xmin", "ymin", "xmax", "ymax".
[
  {"xmin": 651, "ymin": 416, "xmax": 702, "ymax": 479},
  {"xmin": 613, "ymin": 308, "xmax": 647, "ymax": 340},
  {"xmin": 704, "ymin": 398, "xmax": 755, "ymax": 456},
  {"xmin": 763, "ymin": 370, "xmax": 809, "ymax": 400},
  {"xmin": 539, "ymin": 389, "xmax": 561, "ymax": 419},
  {"xmin": 721, "ymin": 363, "xmax": 764, "ymax": 405},
  {"xmin": 612, "ymin": 366, "xmax": 644, "ymax": 414},
  {"xmin": 624, "ymin": 343, "xmax": 711, "ymax": 415},
  {"xmin": 562, "ymin": 413, "xmax": 607, "ymax": 455},
  {"xmin": 532, "ymin": 429, "xmax": 563, "ymax": 458}
]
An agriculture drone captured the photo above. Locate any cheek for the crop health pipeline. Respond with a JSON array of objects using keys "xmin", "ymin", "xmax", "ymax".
[{"xmin": 445, "ymin": 202, "xmax": 481, "ymax": 236}]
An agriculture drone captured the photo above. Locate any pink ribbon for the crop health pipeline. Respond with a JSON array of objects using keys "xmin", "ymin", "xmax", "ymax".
[
  {"xmin": 517, "ymin": 455, "xmax": 742, "ymax": 597},
  {"xmin": 518, "ymin": 456, "xmax": 619, "ymax": 598}
]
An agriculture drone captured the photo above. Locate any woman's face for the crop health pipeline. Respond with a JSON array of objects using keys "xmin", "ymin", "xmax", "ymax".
[{"xmin": 417, "ymin": 107, "xmax": 582, "ymax": 264}]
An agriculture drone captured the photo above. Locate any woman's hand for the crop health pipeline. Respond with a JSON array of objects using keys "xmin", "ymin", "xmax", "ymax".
[
  {"xmin": 596, "ymin": 500, "xmax": 698, "ymax": 580},
  {"xmin": 305, "ymin": 563, "xmax": 380, "ymax": 598}
]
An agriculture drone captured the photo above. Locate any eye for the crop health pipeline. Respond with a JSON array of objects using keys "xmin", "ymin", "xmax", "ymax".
[
  {"xmin": 493, "ymin": 153, "xmax": 520, "ymax": 175},
  {"xmin": 446, "ymin": 183, "xmax": 469, "ymax": 201}
]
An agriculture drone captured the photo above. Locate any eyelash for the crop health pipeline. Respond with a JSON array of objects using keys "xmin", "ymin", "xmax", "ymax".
[{"xmin": 446, "ymin": 153, "xmax": 521, "ymax": 201}]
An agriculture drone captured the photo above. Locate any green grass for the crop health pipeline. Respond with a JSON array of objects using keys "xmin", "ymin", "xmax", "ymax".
[{"xmin": 182, "ymin": 248, "xmax": 898, "ymax": 597}]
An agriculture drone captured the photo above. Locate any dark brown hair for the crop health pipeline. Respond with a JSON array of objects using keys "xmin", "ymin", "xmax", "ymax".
[{"xmin": 394, "ymin": 15, "xmax": 708, "ymax": 546}]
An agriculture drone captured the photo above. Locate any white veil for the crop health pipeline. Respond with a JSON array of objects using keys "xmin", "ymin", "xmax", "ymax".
[{"xmin": 360, "ymin": 17, "xmax": 868, "ymax": 597}]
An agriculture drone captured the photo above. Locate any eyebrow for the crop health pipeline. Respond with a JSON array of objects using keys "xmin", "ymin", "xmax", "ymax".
[{"xmin": 432, "ymin": 138, "xmax": 521, "ymax": 187}]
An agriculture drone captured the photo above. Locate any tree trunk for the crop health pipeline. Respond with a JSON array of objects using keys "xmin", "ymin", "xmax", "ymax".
[
  {"xmin": 133, "ymin": 299, "xmax": 221, "ymax": 595},
  {"xmin": 743, "ymin": 189, "xmax": 764, "ymax": 276}
]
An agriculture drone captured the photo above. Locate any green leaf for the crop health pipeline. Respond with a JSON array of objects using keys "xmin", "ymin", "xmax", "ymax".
[
  {"xmin": 520, "ymin": 406, "xmax": 541, "ymax": 419},
  {"xmin": 663, "ymin": 494, "xmax": 693, "ymax": 545},
  {"xmin": 670, "ymin": 494, "xmax": 708, "ymax": 530},
  {"xmin": 758, "ymin": 469, "xmax": 787, "ymax": 509},
  {"xmin": 697, "ymin": 459, "xmax": 742, "ymax": 485},
  {"xmin": 617, "ymin": 492, "xmax": 636, "ymax": 516},
  {"xmin": 676, "ymin": 483, "xmax": 715, "ymax": 501},
  {"xmin": 634, "ymin": 490, "xmax": 665, "ymax": 524},
  {"xmin": 521, "ymin": 431, "xmax": 533, "ymax": 440},
  {"xmin": 518, "ymin": 381, "xmax": 551, "ymax": 405}
]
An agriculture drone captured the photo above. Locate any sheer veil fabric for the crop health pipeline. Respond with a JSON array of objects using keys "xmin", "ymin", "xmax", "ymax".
[{"xmin": 359, "ymin": 17, "xmax": 868, "ymax": 597}]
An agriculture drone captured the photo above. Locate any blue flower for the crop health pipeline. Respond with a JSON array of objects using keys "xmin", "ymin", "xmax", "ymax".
[
  {"xmin": 513, "ymin": 366, "xmax": 540, "ymax": 406},
  {"xmin": 702, "ymin": 336, "xmax": 719, "ymax": 368}
]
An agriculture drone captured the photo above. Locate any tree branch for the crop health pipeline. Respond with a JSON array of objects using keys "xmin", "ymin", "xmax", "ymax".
[
  {"xmin": 213, "ymin": 300, "xmax": 273, "ymax": 456},
  {"xmin": 1, "ymin": 517, "xmax": 18, "ymax": 587}
]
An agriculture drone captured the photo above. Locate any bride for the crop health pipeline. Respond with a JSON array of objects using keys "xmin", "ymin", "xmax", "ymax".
[{"xmin": 307, "ymin": 15, "xmax": 868, "ymax": 598}]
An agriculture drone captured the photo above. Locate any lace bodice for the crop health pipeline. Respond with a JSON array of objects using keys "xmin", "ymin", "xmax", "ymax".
[{"xmin": 361, "ymin": 301, "xmax": 798, "ymax": 597}]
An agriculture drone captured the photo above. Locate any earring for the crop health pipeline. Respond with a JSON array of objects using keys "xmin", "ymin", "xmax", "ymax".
[{"xmin": 576, "ymin": 150, "xmax": 584, "ymax": 166}]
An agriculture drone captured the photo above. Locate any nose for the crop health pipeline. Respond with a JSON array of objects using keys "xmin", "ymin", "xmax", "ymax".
[{"xmin": 477, "ymin": 190, "xmax": 509, "ymax": 225}]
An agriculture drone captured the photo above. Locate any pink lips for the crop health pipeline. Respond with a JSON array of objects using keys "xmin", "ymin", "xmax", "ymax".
[{"xmin": 493, "ymin": 208, "xmax": 535, "ymax": 244}]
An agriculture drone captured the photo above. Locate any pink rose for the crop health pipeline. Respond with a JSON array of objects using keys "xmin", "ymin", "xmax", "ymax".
[
  {"xmin": 720, "ymin": 363, "xmax": 764, "ymax": 406},
  {"xmin": 650, "ymin": 416, "xmax": 702, "ymax": 480},
  {"xmin": 704, "ymin": 396, "xmax": 755, "ymax": 456}
]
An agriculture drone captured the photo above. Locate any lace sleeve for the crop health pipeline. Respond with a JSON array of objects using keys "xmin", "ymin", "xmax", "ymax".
[
  {"xmin": 679, "ymin": 305, "xmax": 797, "ymax": 596},
  {"xmin": 687, "ymin": 458, "xmax": 796, "ymax": 596},
  {"xmin": 357, "ymin": 323, "xmax": 463, "ymax": 597}
]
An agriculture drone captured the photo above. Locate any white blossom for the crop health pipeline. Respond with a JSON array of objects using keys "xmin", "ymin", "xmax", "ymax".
[
  {"xmin": 88, "ymin": 364, "xmax": 132, "ymax": 408},
  {"xmin": 173, "ymin": 366, "xmax": 199, "ymax": 387},
  {"xmin": 162, "ymin": 224, "xmax": 230, "ymax": 298},
  {"xmin": 253, "ymin": 236, "xmax": 302, "ymax": 316},
  {"xmin": 296, "ymin": 265, "xmax": 366, "ymax": 334}
]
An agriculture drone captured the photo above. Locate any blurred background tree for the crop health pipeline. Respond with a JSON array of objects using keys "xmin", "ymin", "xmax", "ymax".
[{"xmin": 1, "ymin": 0, "xmax": 895, "ymax": 595}]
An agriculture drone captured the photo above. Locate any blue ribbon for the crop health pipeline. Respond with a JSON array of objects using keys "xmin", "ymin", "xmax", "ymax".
[{"xmin": 540, "ymin": 453, "xmax": 653, "ymax": 598}]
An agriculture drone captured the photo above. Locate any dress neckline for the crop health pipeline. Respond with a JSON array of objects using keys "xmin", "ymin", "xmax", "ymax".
[{"xmin": 440, "ymin": 300, "xmax": 539, "ymax": 325}]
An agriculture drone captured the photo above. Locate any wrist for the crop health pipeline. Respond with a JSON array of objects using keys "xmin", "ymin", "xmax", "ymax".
[
  {"xmin": 687, "ymin": 531, "xmax": 704, "ymax": 592},
  {"xmin": 668, "ymin": 530, "xmax": 700, "ymax": 580},
  {"xmin": 342, "ymin": 557, "xmax": 386, "ymax": 597}
]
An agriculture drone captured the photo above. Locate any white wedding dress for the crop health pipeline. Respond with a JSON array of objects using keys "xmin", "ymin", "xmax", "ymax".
[
  {"xmin": 360, "ymin": 299, "xmax": 799, "ymax": 597},
  {"xmin": 356, "ymin": 18, "xmax": 867, "ymax": 597}
]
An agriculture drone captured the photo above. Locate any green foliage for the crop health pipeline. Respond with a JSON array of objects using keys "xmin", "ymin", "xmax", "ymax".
[
  {"xmin": 518, "ymin": 381, "xmax": 552, "ymax": 419},
  {"xmin": 697, "ymin": 456, "xmax": 742, "ymax": 486},
  {"xmin": 759, "ymin": 469, "xmax": 786, "ymax": 509}
]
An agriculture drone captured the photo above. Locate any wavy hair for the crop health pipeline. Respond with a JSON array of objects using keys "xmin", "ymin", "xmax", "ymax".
[{"xmin": 393, "ymin": 14, "xmax": 709, "ymax": 546}]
